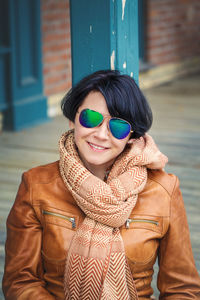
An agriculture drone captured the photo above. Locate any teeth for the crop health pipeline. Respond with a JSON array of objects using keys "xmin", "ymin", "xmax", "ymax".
[{"xmin": 89, "ymin": 143, "xmax": 105, "ymax": 150}]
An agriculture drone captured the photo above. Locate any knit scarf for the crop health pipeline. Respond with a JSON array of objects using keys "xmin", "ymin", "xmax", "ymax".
[{"xmin": 59, "ymin": 130, "xmax": 168, "ymax": 300}]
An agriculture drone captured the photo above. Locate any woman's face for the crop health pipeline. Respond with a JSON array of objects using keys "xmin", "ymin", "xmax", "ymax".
[{"xmin": 69, "ymin": 91, "xmax": 131, "ymax": 177}]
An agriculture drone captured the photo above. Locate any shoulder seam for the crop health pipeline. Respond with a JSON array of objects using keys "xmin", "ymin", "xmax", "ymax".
[
  {"xmin": 148, "ymin": 174, "xmax": 177, "ymax": 197},
  {"xmin": 24, "ymin": 161, "xmax": 61, "ymax": 184},
  {"xmin": 30, "ymin": 172, "xmax": 61, "ymax": 185}
]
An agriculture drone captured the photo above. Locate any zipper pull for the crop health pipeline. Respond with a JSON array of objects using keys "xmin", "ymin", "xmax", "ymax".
[
  {"xmin": 70, "ymin": 217, "xmax": 76, "ymax": 229},
  {"xmin": 125, "ymin": 219, "xmax": 131, "ymax": 229}
]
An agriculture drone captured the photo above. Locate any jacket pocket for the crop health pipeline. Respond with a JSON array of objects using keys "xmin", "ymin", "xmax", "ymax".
[
  {"xmin": 124, "ymin": 215, "xmax": 163, "ymax": 234},
  {"xmin": 42, "ymin": 209, "xmax": 76, "ymax": 229},
  {"xmin": 121, "ymin": 215, "xmax": 163, "ymax": 264},
  {"xmin": 41, "ymin": 206, "xmax": 80, "ymax": 262},
  {"xmin": 41, "ymin": 250, "xmax": 66, "ymax": 276}
]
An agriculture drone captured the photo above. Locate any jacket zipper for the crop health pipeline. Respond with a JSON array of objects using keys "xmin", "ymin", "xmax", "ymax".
[
  {"xmin": 42, "ymin": 210, "xmax": 76, "ymax": 228},
  {"xmin": 125, "ymin": 218, "xmax": 158, "ymax": 229}
]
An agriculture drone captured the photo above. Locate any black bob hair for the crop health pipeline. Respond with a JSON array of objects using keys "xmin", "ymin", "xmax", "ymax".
[{"xmin": 61, "ymin": 70, "xmax": 153, "ymax": 139}]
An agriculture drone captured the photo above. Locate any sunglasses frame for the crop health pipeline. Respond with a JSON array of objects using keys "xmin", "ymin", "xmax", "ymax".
[{"xmin": 78, "ymin": 108, "xmax": 133, "ymax": 139}]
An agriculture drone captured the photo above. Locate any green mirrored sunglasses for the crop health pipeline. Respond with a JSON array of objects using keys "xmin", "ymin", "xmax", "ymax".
[{"xmin": 79, "ymin": 108, "xmax": 133, "ymax": 139}]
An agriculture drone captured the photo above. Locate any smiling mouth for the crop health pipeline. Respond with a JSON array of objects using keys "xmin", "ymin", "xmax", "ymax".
[{"xmin": 88, "ymin": 142, "xmax": 108, "ymax": 151}]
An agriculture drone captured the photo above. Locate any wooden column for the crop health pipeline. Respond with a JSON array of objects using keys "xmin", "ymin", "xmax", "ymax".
[{"xmin": 70, "ymin": 0, "xmax": 139, "ymax": 85}]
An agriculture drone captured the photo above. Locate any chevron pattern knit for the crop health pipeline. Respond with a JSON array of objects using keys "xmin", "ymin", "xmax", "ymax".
[{"xmin": 59, "ymin": 130, "xmax": 168, "ymax": 300}]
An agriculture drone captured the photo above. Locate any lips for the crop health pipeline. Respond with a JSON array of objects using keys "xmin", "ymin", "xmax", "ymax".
[{"xmin": 88, "ymin": 142, "xmax": 109, "ymax": 151}]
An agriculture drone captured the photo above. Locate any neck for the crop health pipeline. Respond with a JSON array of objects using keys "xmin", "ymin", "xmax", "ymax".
[
  {"xmin": 84, "ymin": 163, "xmax": 111, "ymax": 181},
  {"xmin": 77, "ymin": 149, "xmax": 114, "ymax": 181},
  {"xmin": 78, "ymin": 155, "xmax": 113, "ymax": 181}
]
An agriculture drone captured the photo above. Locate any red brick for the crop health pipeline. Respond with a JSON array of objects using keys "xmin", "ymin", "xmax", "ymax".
[
  {"xmin": 146, "ymin": 0, "xmax": 200, "ymax": 65},
  {"xmin": 41, "ymin": 0, "xmax": 71, "ymax": 96}
]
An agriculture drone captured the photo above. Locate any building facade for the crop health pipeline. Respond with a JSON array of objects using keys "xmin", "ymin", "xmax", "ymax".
[
  {"xmin": 41, "ymin": 0, "xmax": 200, "ymax": 117},
  {"xmin": 1, "ymin": 0, "xmax": 200, "ymax": 129}
]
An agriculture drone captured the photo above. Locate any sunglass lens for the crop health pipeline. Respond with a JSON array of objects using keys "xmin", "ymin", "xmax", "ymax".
[
  {"xmin": 109, "ymin": 119, "xmax": 131, "ymax": 139},
  {"xmin": 79, "ymin": 109, "xmax": 103, "ymax": 128}
]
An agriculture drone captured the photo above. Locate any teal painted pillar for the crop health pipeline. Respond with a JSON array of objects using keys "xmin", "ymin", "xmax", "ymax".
[
  {"xmin": 2, "ymin": 0, "xmax": 48, "ymax": 131},
  {"xmin": 70, "ymin": 0, "xmax": 139, "ymax": 86}
]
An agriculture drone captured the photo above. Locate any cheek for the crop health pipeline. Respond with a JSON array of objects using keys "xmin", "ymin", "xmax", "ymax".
[
  {"xmin": 74, "ymin": 126, "xmax": 90, "ymax": 147},
  {"xmin": 74, "ymin": 128, "xmax": 82, "ymax": 145},
  {"xmin": 119, "ymin": 144, "xmax": 127, "ymax": 154},
  {"xmin": 119, "ymin": 136, "xmax": 129, "ymax": 148},
  {"xmin": 112, "ymin": 139, "xmax": 129, "ymax": 155}
]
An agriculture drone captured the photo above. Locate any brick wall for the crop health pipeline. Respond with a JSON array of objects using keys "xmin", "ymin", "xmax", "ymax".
[
  {"xmin": 41, "ymin": 0, "xmax": 200, "ymax": 97},
  {"xmin": 41, "ymin": 0, "xmax": 71, "ymax": 97},
  {"xmin": 146, "ymin": 0, "xmax": 200, "ymax": 65}
]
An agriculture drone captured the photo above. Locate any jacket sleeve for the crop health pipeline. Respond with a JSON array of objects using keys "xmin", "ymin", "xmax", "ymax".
[
  {"xmin": 2, "ymin": 172, "xmax": 56, "ymax": 300},
  {"xmin": 157, "ymin": 176, "xmax": 200, "ymax": 299}
]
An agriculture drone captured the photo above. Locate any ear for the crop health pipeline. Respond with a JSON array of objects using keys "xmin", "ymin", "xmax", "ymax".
[
  {"xmin": 127, "ymin": 138, "xmax": 134, "ymax": 145},
  {"xmin": 69, "ymin": 120, "xmax": 75, "ymax": 129}
]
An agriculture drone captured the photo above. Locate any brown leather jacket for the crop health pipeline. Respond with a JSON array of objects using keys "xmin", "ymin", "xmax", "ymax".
[{"xmin": 2, "ymin": 161, "xmax": 200, "ymax": 299}]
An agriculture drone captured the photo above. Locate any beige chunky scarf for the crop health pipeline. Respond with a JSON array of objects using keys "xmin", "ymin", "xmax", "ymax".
[{"xmin": 59, "ymin": 130, "xmax": 168, "ymax": 300}]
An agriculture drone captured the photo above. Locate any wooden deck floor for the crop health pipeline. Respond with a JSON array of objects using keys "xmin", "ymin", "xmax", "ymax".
[{"xmin": 0, "ymin": 73, "xmax": 200, "ymax": 299}]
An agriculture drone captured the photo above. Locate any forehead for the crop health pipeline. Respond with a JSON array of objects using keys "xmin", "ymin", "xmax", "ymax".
[{"xmin": 79, "ymin": 91, "xmax": 110, "ymax": 116}]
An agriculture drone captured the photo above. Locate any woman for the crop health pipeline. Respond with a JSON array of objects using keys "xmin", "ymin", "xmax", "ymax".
[{"xmin": 3, "ymin": 70, "xmax": 200, "ymax": 299}]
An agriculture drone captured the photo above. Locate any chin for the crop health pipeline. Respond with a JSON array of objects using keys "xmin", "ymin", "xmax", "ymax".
[{"xmin": 86, "ymin": 159, "xmax": 107, "ymax": 167}]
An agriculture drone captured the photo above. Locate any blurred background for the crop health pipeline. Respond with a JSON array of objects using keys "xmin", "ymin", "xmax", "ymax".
[{"xmin": 0, "ymin": 0, "xmax": 200, "ymax": 299}]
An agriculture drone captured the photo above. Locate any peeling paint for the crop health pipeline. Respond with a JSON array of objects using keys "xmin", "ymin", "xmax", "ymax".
[
  {"xmin": 110, "ymin": 50, "xmax": 115, "ymax": 70},
  {"xmin": 90, "ymin": 25, "xmax": 92, "ymax": 33},
  {"xmin": 123, "ymin": 61, "xmax": 127, "ymax": 69},
  {"xmin": 122, "ymin": 0, "xmax": 126, "ymax": 20},
  {"xmin": 130, "ymin": 72, "xmax": 133, "ymax": 77}
]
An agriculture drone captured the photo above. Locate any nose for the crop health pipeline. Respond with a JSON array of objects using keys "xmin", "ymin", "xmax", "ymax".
[{"xmin": 94, "ymin": 120, "xmax": 110, "ymax": 139}]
